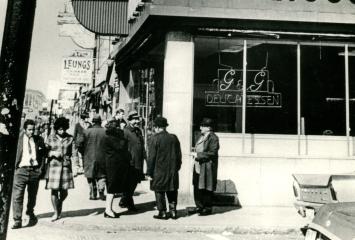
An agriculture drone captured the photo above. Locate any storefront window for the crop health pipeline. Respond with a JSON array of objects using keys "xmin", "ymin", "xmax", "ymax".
[
  {"xmin": 301, "ymin": 45, "xmax": 345, "ymax": 136},
  {"xmin": 194, "ymin": 37, "xmax": 351, "ymax": 137},
  {"xmin": 349, "ymin": 47, "xmax": 355, "ymax": 136},
  {"xmin": 194, "ymin": 37, "xmax": 297, "ymax": 134},
  {"xmin": 245, "ymin": 42, "xmax": 297, "ymax": 134},
  {"xmin": 194, "ymin": 37, "xmax": 244, "ymax": 133}
]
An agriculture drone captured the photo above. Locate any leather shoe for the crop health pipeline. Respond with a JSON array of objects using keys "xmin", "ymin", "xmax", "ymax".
[
  {"xmin": 198, "ymin": 208, "xmax": 212, "ymax": 216},
  {"xmin": 187, "ymin": 207, "xmax": 202, "ymax": 215},
  {"xmin": 11, "ymin": 222, "xmax": 22, "ymax": 229},
  {"xmin": 27, "ymin": 214, "xmax": 38, "ymax": 226},
  {"xmin": 153, "ymin": 211, "xmax": 168, "ymax": 220},
  {"xmin": 99, "ymin": 192, "xmax": 106, "ymax": 201},
  {"xmin": 89, "ymin": 196, "xmax": 98, "ymax": 200},
  {"xmin": 51, "ymin": 213, "xmax": 61, "ymax": 222},
  {"xmin": 104, "ymin": 212, "xmax": 119, "ymax": 218},
  {"xmin": 170, "ymin": 210, "xmax": 178, "ymax": 219}
]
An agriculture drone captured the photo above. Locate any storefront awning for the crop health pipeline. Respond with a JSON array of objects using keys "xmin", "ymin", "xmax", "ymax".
[{"xmin": 72, "ymin": 0, "xmax": 129, "ymax": 36}]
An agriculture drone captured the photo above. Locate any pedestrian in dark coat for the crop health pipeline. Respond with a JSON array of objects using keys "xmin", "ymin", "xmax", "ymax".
[
  {"xmin": 102, "ymin": 121, "xmax": 129, "ymax": 218},
  {"xmin": 81, "ymin": 115, "xmax": 107, "ymax": 200},
  {"xmin": 119, "ymin": 110, "xmax": 145, "ymax": 211},
  {"xmin": 147, "ymin": 117, "xmax": 181, "ymax": 220},
  {"xmin": 45, "ymin": 117, "xmax": 74, "ymax": 221},
  {"xmin": 72, "ymin": 112, "xmax": 90, "ymax": 176},
  {"xmin": 190, "ymin": 118, "xmax": 219, "ymax": 216}
]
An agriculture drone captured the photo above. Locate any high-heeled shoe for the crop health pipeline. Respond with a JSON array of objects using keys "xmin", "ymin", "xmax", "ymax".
[
  {"xmin": 51, "ymin": 213, "xmax": 60, "ymax": 222},
  {"xmin": 104, "ymin": 212, "xmax": 119, "ymax": 218}
]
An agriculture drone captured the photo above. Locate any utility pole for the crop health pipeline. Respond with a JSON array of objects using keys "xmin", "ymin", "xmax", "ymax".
[{"xmin": 0, "ymin": 0, "xmax": 37, "ymax": 239}]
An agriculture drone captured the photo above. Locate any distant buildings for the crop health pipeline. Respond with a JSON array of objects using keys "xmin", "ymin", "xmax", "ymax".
[{"xmin": 22, "ymin": 89, "xmax": 47, "ymax": 119}]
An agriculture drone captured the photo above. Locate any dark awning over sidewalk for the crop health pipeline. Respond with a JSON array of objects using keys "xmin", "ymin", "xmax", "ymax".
[{"xmin": 72, "ymin": 0, "xmax": 129, "ymax": 36}]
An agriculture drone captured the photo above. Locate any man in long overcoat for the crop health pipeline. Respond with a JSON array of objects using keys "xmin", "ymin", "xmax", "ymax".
[
  {"xmin": 190, "ymin": 117, "xmax": 219, "ymax": 216},
  {"xmin": 120, "ymin": 110, "xmax": 145, "ymax": 211},
  {"xmin": 81, "ymin": 115, "xmax": 106, "ymax": 200},
  {"xmin": 147, "ymin": 117, "xmax": 181, "ymax": 220}
]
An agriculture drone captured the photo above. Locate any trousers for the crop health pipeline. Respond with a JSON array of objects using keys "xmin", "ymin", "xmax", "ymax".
[
  {"xmin": 12, "ymin": 167, "xmax": 41, "ymax": 222},
  {"xmin": 87, "ymin": 177, "xmax": 106, "ymax": 198},
  {"xmin": 154, "ymin": 191, "xmax": 178, "ymax": 211},
  {"xmin": 193, "ymin": 186, "xmax": 213, "ymax": 210}
]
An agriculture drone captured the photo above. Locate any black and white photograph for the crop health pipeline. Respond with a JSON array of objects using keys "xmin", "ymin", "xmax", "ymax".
[{"xmin": 1, "ymin": 0, "xmax": 355, "ymax": 240}]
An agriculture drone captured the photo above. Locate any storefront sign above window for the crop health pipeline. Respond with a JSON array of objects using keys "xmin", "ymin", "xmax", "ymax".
[
  {"xmin": 61, "ymin": 50, "xmax": 93, "ymax": 85},
  {"xmin": 205, "ymin": 69, "xmax": 282, "ymax": 108}
]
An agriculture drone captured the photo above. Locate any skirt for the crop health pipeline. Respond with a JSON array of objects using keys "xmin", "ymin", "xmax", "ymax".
[{"xmin": 45, "ymin": 158, "xmax": 74, "ymax": 190}]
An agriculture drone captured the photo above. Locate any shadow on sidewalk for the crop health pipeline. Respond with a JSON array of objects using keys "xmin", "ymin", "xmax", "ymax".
[
  {"xmin": 119, "ymin": 201, "xmax": 156, "ymax": 216},
  {"xmin": 175, "ymin": 206, "xmax": 241, "ymax": 219},
  {"xmin": 114, "ymin": 191, "xmax": 148, "ymax": 197},
  {"xmin": 36, "ymin": 207, "xmax": 105, "ymax": 219}
]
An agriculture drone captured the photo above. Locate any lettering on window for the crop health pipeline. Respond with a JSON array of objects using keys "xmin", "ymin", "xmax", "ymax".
[{"xmin": 205, "ymin": 68, "xmax": 282, "ymax": 108}]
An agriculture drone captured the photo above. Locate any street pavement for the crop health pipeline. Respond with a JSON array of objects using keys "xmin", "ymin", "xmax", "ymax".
[{"xmin": 6, "ymin": 175, "xmax": 310, "ymax": 240}]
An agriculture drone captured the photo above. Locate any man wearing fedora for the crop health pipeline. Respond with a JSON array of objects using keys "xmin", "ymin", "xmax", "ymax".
[
  {"xmin": 81, "ymin": 115, "xmax": 107, "ymax": 200},
  {"xmin": 147, "ymin": 117, "xmax": 182, "ymax": 220},
  {"xmin": 120, "ymin": 110, "xmax": 145, "ymax": 211},
  {"xmin": 190, "ymin": 117, "xmax": 219, "ymax": 216}
]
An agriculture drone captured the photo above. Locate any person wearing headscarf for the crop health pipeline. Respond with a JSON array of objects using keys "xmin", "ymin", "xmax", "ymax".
[
  {"xmin": 101, "ymin": 121, "xmax": 129, "ymax": 218},
  {"xmin": 45, "ymin": 117, "xmax": 75, "ymax": 221}
]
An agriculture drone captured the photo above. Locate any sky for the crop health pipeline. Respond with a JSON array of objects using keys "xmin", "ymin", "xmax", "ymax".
[
  {"xmin": 1, "ymin": 0, "xmax": 140, "ymax": 100},
  {"xmin": 0, "ymin": 0, "xmax": 7, "ymax": 58},
  {"xmin": 0, "ymin": 0, "xmax": 78, "ymax": 99},
  {"xmin": 26, "ymin": 0, "xmax": 77, "ymax": 98}
]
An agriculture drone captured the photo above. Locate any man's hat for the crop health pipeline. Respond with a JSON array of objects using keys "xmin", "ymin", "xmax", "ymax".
[
  {"xmin": 80, "ymin": 112, "xmax": 89, "ymax": 120},
  {"xmin": 92, "ymin": 115, "xmax": 102, "ymax": 123},
  {"xmin": 127, "ymin": 110, "xmax": 140, "ymax": 121},
  {"xmin": 200, "ymin": 118, "xmax": 214, "ymax": 129},
  {"xmin": 154, "ymin": 117, "xmax": 169, "ymax": 128}
]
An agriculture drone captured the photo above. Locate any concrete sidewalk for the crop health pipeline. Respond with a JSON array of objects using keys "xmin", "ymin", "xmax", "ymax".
[{"xmin": 8, "ymin": 175, "xmax": 310, "ymax": 235}]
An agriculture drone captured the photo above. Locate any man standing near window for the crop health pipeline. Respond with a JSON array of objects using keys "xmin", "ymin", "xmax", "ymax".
[
  {"xmin": 189, "ymin": 118, "xmax": 219, "ymax": 216},
  {"xmin": 147, "ymin": 117, "xmax": 182, "ymax": 220},
  {"xmin": 11, "ymin": 119, "xmax": 46, "ymax": 229}
]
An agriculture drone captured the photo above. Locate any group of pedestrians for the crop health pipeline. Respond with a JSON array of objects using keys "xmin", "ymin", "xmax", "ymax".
[{"xmin": 11, "ymin": 108, "xmax": 220, "ymax": 229}]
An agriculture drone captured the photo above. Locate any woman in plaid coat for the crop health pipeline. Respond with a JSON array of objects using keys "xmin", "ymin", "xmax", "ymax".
[{"xmin": 45, "ymin": 117, "xmax": 75, "ymax": 221}]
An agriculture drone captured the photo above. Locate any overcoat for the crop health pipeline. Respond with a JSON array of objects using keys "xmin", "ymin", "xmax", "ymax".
[
  {"xmin": 102, "ymin": 128, "xmax": 129, "ymax": 194},
  {"xmin": 123, "ymin": 125, "xmax": 145, "ymax": 182},
  {"xmin": 73, "ymin": 122, "xmax": 85, "ymax": 154},
  {"xmin": 81, "ymin": 124, "xmax": 106, "ymax": 179},
  {"xmin": 193, "ymin": 132, "xmax": 219, "ymax": 191},
  {"xmin": 147, "ymin": 131, "xmax": 182, "ymax": 192}
]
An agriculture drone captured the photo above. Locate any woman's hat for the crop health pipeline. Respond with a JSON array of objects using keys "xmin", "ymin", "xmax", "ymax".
[
  {"xmin": 200, "ymin": 118, "xmax": 214, "ymax": 128},
  {"xmin": 154, "ymin": 117, "xmax": 169, "ymax": 127}
]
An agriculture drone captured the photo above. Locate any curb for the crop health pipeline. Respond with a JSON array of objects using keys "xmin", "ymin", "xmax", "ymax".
[{"xmin": 37, "ymin": 218, "xmax": 305, "ymax": 235}]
